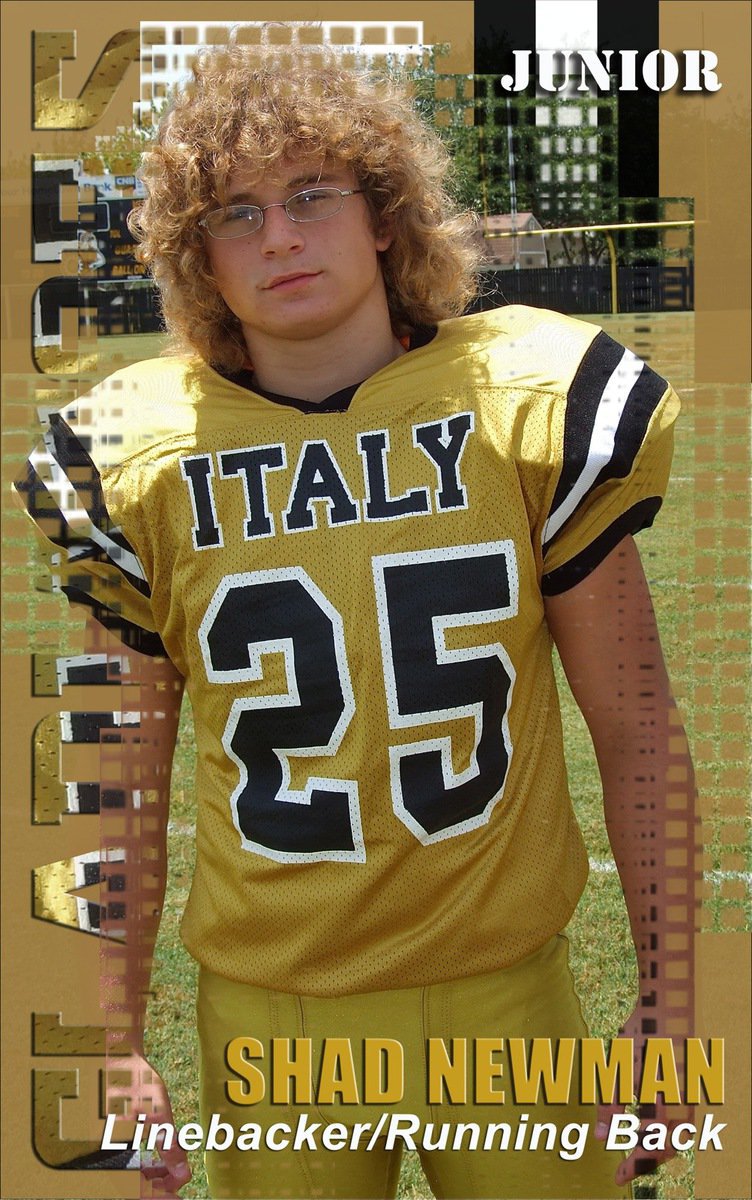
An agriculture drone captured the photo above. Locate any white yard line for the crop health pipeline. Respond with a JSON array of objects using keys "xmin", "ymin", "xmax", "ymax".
[{"xmin": 589, "ymin": 857, "xmax": 751, "ymax": 886}]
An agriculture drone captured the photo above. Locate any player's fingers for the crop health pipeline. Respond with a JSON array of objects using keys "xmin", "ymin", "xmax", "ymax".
[
  {"xmin": 141, "ymin": 1138, "xmax": 192, "ymax": 1193},
  {"xmin": 610, "ymin": 1106, "xmax": 684, "ymax": 1185},
  {"xmin": 142, "ymin": 1154, "xmax": 192, "ymax": 1195},
  {"xmin": 144, "ymin": 1182, "xmax": 187, "ymax": 1199}
]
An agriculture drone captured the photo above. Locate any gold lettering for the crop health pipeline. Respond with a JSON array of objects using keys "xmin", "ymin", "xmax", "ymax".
[
  {"xmin": 685, "ymin": 1037, "xmax": 724, "ymax": 1104},
  {"xmin": 639, "ymin": 1038, "xmax": 682, "ymax": 1104},
  {"xmin": 33, "ymin": 30, "xmax": 140, "ymax": 130},
  {"xmin": 474, "ymin": 1037, "xmax": 505, "ymax": 1103},
  {"xmin": 33, "ymin": 853, "xmax": 102, "ymax": 934},
  {"xmin": 580, "ymin": 1037, "xmax": 634, "ymax": 1105},
  {"xmin": 33, "ymin": 1013, "xmax": 106, "ymax": 1056},
  {"xmin": 271, "ymin": 1037, "xmax": 312, "ymax": 1104},
  {"xmin": 363, "ymin": 1038, "xmax": 404, "ymax": 1103},
  {"xmin": 317, "ymin": 1038, "xmax": 359, "ymax": 1104},
  {"xmin": 427, "ymin": 1037, "xmax": 467, "ymax": 1104},
  {"xmin": 32, "ymin": 1068, "xmax": 102, "ymax": 1166},
  {"xmin": 33, "ymin": 713, "xmax": 68, "ymax": 824},
  {"xmin": 225, "ymin": 1037, "xmax": 265, "ymax": 1105},
  {"xmin": 507, "ymin": 1038, "xmax": 576, "ymax": 1104}
]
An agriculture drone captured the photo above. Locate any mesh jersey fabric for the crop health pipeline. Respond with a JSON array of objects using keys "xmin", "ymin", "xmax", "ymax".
[{"xmin": 17, "ymin": 306, "xmax": 679, "ymax": 995}]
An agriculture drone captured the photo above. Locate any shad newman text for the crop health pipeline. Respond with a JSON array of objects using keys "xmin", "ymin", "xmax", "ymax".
[{"xmin": 218, "ymin": 1035, "xmax": 724, "ymax": 1107}]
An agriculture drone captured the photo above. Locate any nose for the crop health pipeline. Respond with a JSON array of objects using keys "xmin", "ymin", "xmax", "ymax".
[{"xmin": 257, "ymin": 203, "xmax": 305, "ymax": 256}]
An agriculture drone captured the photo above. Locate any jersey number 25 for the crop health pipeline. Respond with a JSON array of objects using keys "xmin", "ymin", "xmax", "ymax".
[{"xmin": 198, "ymin": 542, "xmax": 518, "ymax": 863}]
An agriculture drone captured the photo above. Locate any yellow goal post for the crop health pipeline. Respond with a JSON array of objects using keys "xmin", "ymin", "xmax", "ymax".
[{"xmin": 483, "ymin": 220, "xmax": 695, "ymax": 314}]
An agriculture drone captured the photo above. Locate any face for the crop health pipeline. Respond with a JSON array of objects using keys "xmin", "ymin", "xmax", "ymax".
[{"xmin": 204, "ymin": 161, "xmax": 393, "ymax": 353}]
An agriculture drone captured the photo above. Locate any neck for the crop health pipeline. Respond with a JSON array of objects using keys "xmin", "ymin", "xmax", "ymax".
[{"xmin": 242, "ymin": 306, "xmax": 406, "ymax": 403}]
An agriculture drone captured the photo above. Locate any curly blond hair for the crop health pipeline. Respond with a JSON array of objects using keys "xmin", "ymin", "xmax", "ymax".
[{"xmin": 130, "ymin": 42, "xmax": 480, "ymax": 370}]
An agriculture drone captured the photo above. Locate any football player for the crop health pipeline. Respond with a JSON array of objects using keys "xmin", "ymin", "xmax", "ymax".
[{"xmin": 19, "ymin": 40, "xmax": 697, "ymax": 1200}]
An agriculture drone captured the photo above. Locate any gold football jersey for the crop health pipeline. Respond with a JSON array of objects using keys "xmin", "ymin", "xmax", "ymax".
[{"xmin": 19, "ymin": 306, "xmax": 679, "ymax": 995}]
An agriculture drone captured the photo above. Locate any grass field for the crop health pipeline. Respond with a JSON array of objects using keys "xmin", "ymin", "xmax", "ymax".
[{"xmin": 5, "ymin": 312, "xmax": 749, "ymax": 1199}]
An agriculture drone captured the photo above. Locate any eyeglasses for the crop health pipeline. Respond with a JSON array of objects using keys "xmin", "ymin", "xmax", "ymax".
[{"xmin": 200, "ymin": 186, "xmax": 366, "ymax": 240}]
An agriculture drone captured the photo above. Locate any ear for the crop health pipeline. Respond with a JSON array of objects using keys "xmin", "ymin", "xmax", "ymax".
[{"xmin": 374, "ymin": 220, "xmax": 394, "ymax": 253}]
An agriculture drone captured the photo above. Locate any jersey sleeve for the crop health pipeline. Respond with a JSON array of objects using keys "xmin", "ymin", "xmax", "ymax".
[
  {"xmin": 540, "ymin": 329, "xmax": 680, "ymax": 595},
  {"xmin": 14, "ymin": 408, "xmax": 167, "ymax": 657}
]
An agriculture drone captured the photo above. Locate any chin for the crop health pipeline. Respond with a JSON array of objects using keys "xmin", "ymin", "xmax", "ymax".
[{"xmin": 260, "ymin": 307, "xmax": 348, "ymax": 341}]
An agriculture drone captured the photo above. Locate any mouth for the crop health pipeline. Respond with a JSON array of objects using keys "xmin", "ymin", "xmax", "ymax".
[{"xmin": 264, "ymin": 271, "xmax": 321, "ymax": 290}]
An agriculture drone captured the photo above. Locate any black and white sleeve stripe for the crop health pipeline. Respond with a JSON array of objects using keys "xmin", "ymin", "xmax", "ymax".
[
  {"xmin": 43, "ymin": 413, "xmax": 151, "ymax": 593},
  {"xmin": 16, "ymin": 415, "xmax": 166, "ymax": 656},
  {"xmin": 541, "ymin": 332, "xmax": 670, "ymax": 594}
]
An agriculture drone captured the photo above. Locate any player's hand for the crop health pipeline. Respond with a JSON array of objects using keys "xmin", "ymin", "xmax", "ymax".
[
  {"xmin": 106, "ymin": 1052, "xmax": 192, "ymax": 1196},
  {"xmin": 594, "ymin": 1006, "xmax": 690, "ymax": 1187}
]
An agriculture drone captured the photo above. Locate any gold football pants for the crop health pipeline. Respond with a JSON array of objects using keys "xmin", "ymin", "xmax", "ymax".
[{"xmin": 198, "ymin": 935, "xmax": 627, "ymax": 1199}]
